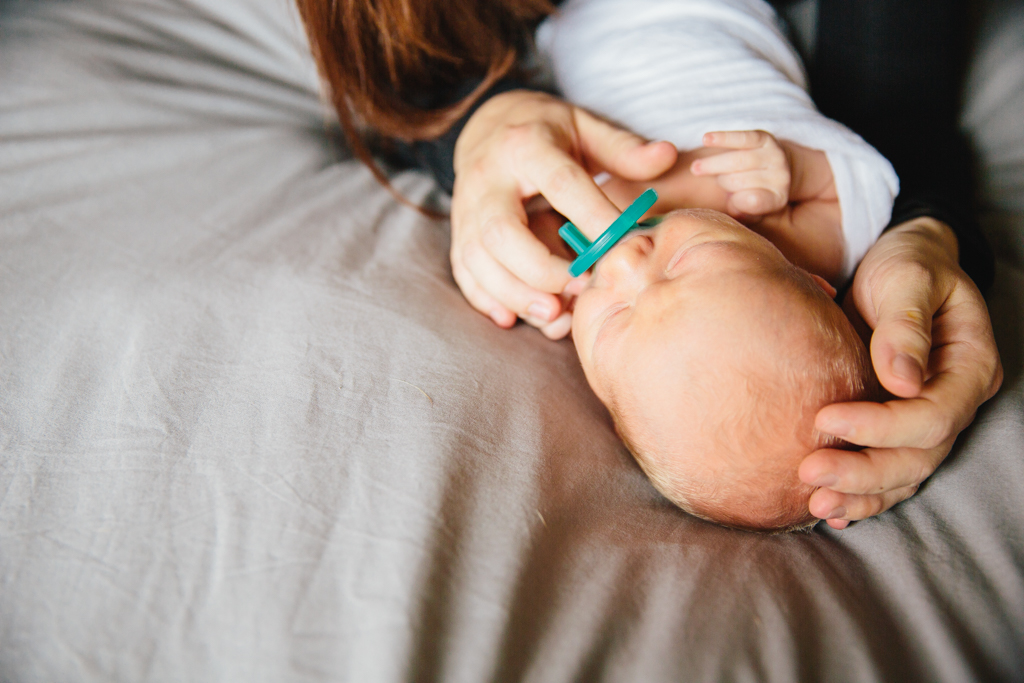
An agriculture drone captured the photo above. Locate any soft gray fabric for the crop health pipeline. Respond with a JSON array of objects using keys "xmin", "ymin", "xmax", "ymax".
[{"xmin": 1, "ymin": 1, "xmax": 1023, "ymax": 681}]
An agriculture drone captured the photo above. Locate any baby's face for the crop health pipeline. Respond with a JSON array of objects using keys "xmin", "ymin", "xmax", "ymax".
[
  {"xmin": 572, "ymin": 209, "xmax": 853, "ymax": 529},
  {"xmin": 573, "ymin": 209, "xmax": 832, "ymax": 394}
]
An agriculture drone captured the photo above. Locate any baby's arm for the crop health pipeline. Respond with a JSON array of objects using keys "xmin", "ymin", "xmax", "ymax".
[
  {"xmin": 694, "ymin": 131, "xmax": 842, "ymax": 282},
  {"xmin": 538, "ymin": 0, "xmax": 898, "ymax": 283},
  {"xmin": 602, "ymin": 129, "xmax": 843, "ymax": 281}
]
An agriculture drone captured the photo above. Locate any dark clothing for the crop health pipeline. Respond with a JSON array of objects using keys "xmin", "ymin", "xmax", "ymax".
[
  {"xmin": 396, "ymin": 78, "xmax": 532, "ymax": 195},
  {"xmin": 809, "ymin": 0, "xmax": 993, "ymax": 290},
  {"xmin": 399, "ymin": 0, "xmax": 994, "ymax": 290}
]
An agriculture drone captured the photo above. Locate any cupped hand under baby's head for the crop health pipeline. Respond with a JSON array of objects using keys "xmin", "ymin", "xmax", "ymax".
[{"xmin": 572, "ymin": 209, "xmax": 877, "ymax": 531}]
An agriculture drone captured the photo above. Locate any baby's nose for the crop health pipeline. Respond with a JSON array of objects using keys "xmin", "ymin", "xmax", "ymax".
[{"xmin": 596, "ymin": 236, "xmax": 646, "ymax": 284}]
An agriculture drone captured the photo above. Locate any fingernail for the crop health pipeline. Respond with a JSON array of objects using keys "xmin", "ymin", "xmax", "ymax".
[
  {"xmin": 527, "ymin": 302, "xmax": 554, "ymax": 321},
  {"xmin": 812, "ymin": 474, "xmax": 839, "ymax": 488},
  {"xmin": 490, "ymin": 309, "xmax": 509, "ymax": 326},
  {"xmin": 563, "ymin": 276, "xmax": 588, "ymax": 296},
  {"xmin": 893, "ymin": 353, "xmax": 923, "ymax": 385},
  {"xmin": 825, "ymin": 506, "xmax": 847, "ymax": 520},
  {"xmin": 819, "ymin": 417, "xmax": 852, "ymax": 438}
]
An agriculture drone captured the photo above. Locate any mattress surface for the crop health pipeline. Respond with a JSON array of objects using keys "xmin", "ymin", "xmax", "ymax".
[{"xmin": 1, "ymin": 1, "xmax": 1023, "ymax": 681}]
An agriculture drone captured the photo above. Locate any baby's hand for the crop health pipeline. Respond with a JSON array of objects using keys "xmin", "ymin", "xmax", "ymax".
[{"xmin": 690, "ymin": 130, "xmax": 790, "ymax": 219}]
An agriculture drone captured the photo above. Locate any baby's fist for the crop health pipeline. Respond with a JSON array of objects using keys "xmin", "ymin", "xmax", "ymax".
[{"xmin": 691, "ymin": 130, "xmax": 791, "ymax": 218}]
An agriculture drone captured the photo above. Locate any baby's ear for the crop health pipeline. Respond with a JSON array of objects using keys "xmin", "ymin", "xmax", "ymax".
[{"xmin": 807, "ymin": 272, "xmax": 837, "ymax": 299}]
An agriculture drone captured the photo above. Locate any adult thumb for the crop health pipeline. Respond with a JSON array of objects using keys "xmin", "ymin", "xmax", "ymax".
[
  {"xmin": 573, "ymin": 108, "xmax": 677, "ymax": 180},
  {"xmin": 867, "ymin": 274, "xmax": 941, "ymax": 398}
]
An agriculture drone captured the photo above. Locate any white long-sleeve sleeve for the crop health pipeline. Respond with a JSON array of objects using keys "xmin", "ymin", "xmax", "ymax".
[{"xmin": 535, "ymin": 0, "xmax": 899, "ymax": 281}]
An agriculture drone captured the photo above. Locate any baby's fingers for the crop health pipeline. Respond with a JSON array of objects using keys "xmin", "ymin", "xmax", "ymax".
[
  {"xmin": 691, "ymin": 149, "xmax": 767, "ymax": 176},
  {"xmin": 702, "ymin": 130, "xmax": 773, "ymax": 149}
]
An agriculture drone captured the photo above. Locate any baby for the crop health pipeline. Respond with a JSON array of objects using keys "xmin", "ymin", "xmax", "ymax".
[
  {"xmin": 548, "ymin": 127, "xmax": 879, "ymax": 531},
  {"xmin": 570, "ymin": 208, "xmax": 879, "ymax": 531},
  {"xmin": 535, "ymin": 0, "xmax": 901, "ymax": 527},
  {"xmin": 530, "ymin": 0, "xmax": 900, "ymax": 528},
  {"xmin": 525, "ymin": 123, "xmax": 882, "ymax": 531}
]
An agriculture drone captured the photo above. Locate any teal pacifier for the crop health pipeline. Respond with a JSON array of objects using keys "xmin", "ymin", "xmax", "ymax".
[{"xmin": 559, "ymin": 188, "xmax": 659, "ymax": 277}]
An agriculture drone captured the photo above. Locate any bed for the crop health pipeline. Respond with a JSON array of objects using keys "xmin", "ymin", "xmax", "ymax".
[{"xmin": 1, "ymin": 0, "xmax": 1022, "ymax": 680}]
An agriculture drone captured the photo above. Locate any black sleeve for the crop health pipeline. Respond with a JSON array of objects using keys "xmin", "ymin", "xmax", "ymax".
[
  {"xmin": 391, "ymin": 78, "xmax": 536, "ymax": 195},
  {"xmin": 393, "ymin": 0, "xmax": 568, "ymax": 194},
  {"xmin": 809, "ymin": 0, "xmax": 995, "ymax": 291}
]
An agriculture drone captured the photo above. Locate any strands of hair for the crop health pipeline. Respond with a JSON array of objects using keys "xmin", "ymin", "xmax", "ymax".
[{"xmin": 294, "ymin": 0, "xmax": 554, "ymax": 212}]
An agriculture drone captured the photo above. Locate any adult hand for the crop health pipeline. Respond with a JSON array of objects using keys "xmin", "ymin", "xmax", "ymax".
[
  {"xmin": 799, "ymin": 217, "xmax": 1003, "ymax": 529},
  {"xmin": 451, "ymin": 90, "xmax": 677, "ymax": 339}
]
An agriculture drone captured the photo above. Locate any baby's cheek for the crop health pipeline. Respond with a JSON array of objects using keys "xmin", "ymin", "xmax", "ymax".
[{"xmin": 569, "ymin": 314, "xmax": 591, "ymax": 361}]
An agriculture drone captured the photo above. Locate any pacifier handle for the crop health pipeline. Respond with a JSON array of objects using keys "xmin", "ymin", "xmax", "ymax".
[{"xmin": 558, "ymin": 188, "xmax": 658, "ymax": 277}]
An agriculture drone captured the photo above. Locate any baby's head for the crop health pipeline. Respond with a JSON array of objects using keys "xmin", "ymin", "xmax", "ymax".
[{"xmin": 572, "ymin": 209, "xmax": 877, "ymax": 531}]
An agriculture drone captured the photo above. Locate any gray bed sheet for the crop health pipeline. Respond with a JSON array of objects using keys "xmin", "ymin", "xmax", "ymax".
[{"xmin": 1, "ymin": 1, "xmax": 1023, "ymax": 681}]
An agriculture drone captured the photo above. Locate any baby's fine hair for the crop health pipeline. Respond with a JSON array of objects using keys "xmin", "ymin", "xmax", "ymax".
[{"xmin": 611, "ymin": 265, "xmax": 878, "ymax": 532}]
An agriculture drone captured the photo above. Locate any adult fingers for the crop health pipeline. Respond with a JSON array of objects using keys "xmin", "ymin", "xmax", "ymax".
[
  {"xmin": 573, "ymin": 108, "xmax": 677, "ymax": 181},
  {"xmin": 544, "ymin": 312, "xmax": 573, "ymax": 340},
  {"xmin": 522, "ymin": 310, "xmax": 573, "ymax": 340},
  {"xmin": 451, "ymin": 254, "xmax": 517, "ymax": 328},
  {"xmin": 815, "ymin": 391, "xmax": 977, "ymax": 450},
  {"xmin": 798, "ymin": 440, "xmax": 952, "ymax": 495},
  {"xmin": 524, "ymin": 281, "xmax": 577, "ymax": 338},
  {"xmin": 478, "ymin": 206, "xmax": 574, "ymax": 296},
  {"xmin": 462, "ymin": 239, "xmax": 563, "ymax": 324},
  {"xmin": 808, "ymin": 483, "xmax": 920, "ymax": 524},
  {"xmin": 863, "ymin": 262, "xmax": 945, "ymax": 397},
  {"xmin": 509, "ymin": 133, "xmax": 624, "ymax": 240},
  {"xmin": 454, "ymin": 182, "xmax": 563, "ymax": 315},
  {"xmin": 819, "ymin": 291, "xmax": 1001, "ymax": 450}
]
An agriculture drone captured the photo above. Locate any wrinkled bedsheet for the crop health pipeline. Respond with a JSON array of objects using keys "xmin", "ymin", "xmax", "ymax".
[{"xmin": 1, "ymin": 1, "xmax": 1023, "ymax": 681}]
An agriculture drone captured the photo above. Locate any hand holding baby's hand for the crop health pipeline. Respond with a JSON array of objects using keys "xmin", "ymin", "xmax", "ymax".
[{"xmin": 690, "ymin": 130, "xmax": 790, "ymax": 219}]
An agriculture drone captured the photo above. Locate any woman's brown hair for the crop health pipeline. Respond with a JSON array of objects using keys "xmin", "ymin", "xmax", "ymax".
[{"xmin": 294, "ymin": 0, "xmax": 555, "ymax": 200}]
